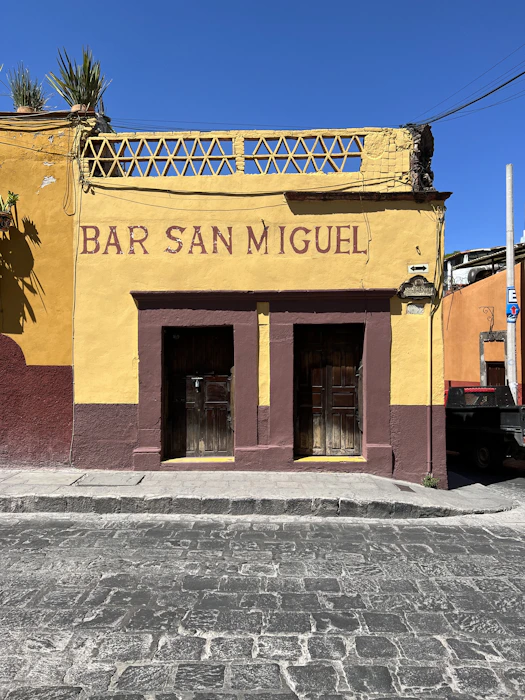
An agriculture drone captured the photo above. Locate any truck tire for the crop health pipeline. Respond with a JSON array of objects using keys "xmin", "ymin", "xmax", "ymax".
[{"xmin": 470, "ymin": 441, "xmax": 506, "ymax": 470}]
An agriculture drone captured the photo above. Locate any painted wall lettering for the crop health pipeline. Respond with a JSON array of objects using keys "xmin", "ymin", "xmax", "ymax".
[
  {"xmin": 188, "ymin": 226, "xmax": 207, "ymax": 255},
  {"xmin": 290, "ymin": 227, "xmax": 311, "ymax": 255},
  {"xmin": 212, "ymin": 226, "xmax": 233, "ymax": 254},
  {"xmin": 129, "ymin": 226, "xmax": 149, "ymax": 254},
  {"xmin": 335, "ymin": 225, "xmax": 351, "ymax": 254},
  {"xmin": 315, "ymin": 226, "xmax": 332, "ymax": 254},
  {"xmin": 81, "ymin": 225, "xmax": 100, "ymax": 254},
  {"xmin": 80, "ymin": 223, "xmax": 369, "ymax": 257},
  {"xmin": 165, "ymin": 225, "xmax": 185, "ymax": 254},
  {"xmin": 102, "ymin": 226, "xmax": 123, "ymax": 255},
  {"xmin": 247, "ymin": 226, "xmax": 268, "ymax": 255},
  {"xmin": 353, "ymin": 225, "xmax": 366, "ymax": 254}
]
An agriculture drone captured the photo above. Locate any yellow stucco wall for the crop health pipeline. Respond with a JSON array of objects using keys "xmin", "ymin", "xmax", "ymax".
[
  {"xmin": 0, "ymin": 118, "xmax": 76, "ymax": 365},
  {"xmin": 72, "ymin": 127, "xmax": 445, "ymax": 407}
]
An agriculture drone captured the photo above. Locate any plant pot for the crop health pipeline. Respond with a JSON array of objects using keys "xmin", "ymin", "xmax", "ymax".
[
  {"xmin": 0, "ymin": 211, "xmax": 12, "ymax": 232},
  {"xmin": 16, "ymin": 106, "xmax": 36, "ymax": 114},
  {"xmin": 70, "ymin": 104, "xmax": 89, "ymax": 113}
]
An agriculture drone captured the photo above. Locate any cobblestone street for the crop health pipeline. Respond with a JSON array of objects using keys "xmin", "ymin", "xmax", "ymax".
[{"xmin": 0, "ymin": 508, "xmax": 524, "ymax": 699}]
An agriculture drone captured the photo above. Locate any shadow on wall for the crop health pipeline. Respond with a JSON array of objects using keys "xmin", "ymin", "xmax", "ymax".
[{"xmin": 0, "ymin": 215, "xmax": 45, "ymax": 333}]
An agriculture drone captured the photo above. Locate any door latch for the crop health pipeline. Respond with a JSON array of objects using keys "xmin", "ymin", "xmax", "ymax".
[{"xmin": 191, "ymin": 376, "xmax": 204, "ymax": 390}]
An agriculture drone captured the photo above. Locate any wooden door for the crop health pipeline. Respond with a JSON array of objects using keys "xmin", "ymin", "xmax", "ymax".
[
  {"xmin": 294, "ymin": 325, "xmax": 362, "ymax": 457},
  {"xmin": 486, "ymin": 361, "xmax": 505, "ymax": 386},
  {"xmin": 163, "ymin": 327, "xmax": 234, "ymax": 459},
  {"xmin": 185, "ymin": 375, "xmax": 232, "ymax": 457}
]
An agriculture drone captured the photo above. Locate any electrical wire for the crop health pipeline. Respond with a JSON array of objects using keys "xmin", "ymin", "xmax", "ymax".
[
  {"xmin": 88, "ymin": 176, "xmax": 408, "ymax": 213},
  {"xmin": 425, "ymin": 57, "xmax": 525, "ymax": 121},
  {"xmin": 414, "ymin": 41, "xmax": 525, "ymax": 120},
  {"xmin": 68, "ymin": 150, "xmax": 82, "ymax": 467},
  {"xmin": 93, "ymin": 189, "xmax": 288, "ymax": 212},
  {"xmin": 84, "ymin": 175, "xmax": 402, "ymax": 200},
  {"xmin": 0, "ymin": 138, "xmax": 72, "ymax": 159},
  {"xmin": 435, "ymin": 84, "xmax": 525, "ymax": 123},
  {"xmin": 111, "ymin": 117, "xmax": 321, "ymax": 130},
  {"xmin": 408, "ymin": 67, "xmax": 525, "ymax": 126}
]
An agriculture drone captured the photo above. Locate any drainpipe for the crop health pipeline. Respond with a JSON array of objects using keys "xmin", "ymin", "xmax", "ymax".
[
  {"xmin": 427, "ymin": 209, "xmax": 445, "ymax": 476},
  {"xmin": 427, "ymin": 302, "xmax": 433, "ymax": 475}
]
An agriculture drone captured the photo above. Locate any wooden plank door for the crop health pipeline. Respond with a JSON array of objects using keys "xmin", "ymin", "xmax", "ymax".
[
  {"xmin": 295, "ymin": 325, "xmax": 362, "ymax": 457},
  {"xmin": 325, "ymin": 344, "xmax": 360, "ymax": 455},
  {"xmin": 163, "ymin": 327, "xmax": 234, "ymax": 459},
  {"xmin": 486, "ymin": 362, "xmax": 505, "ymax": 386},
  {"xmin": 184, "ymin": 375, "xmax": 232, "ymax": 457}
]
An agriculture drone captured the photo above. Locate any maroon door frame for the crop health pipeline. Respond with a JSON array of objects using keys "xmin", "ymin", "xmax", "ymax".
[
  {"xmin": 132, "ymin": 293, "xmax": 258, "ymax": 470},
  {"xmin": 269, "ymin": 295, "xmax": 393, "ymax": 475},
  {"xmin": 131, "ymin": 290, "xmax": 395, "ymax": 474}
]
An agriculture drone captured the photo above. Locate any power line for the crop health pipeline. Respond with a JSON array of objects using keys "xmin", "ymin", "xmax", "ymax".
[
  {"xmin": 111, "ymin": 117, "xmax": 319, "ymax": 130},
  {"xmin": 427, "ymin": 56, "xmax": 525, "ymax": 120},
  {"xmin": 435, "ymin": 86, "xmax": 525, "ymax": 123},
  {"xmin": 0, "ymin": 138, "xmax": 72, "ymax": 158},
  {"xmin": 85, "ymin": 175, "xmax": 402, "ymax": 201},
  {"xmin": 414, "ymin": 41, "xmax": 525, "ymax": 120},
  {"xmin": 407, "ymin": 67, "xmax": 525, "ymax": 126}
]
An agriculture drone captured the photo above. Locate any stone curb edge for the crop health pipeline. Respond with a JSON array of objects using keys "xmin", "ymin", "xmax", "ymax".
[{"xmin": 0, "ymin": 494, "xmax": 513, "ymax": 518}]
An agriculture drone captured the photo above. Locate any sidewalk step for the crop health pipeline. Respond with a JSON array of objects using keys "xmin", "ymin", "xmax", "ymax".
[{"xmin": 0, "ymin": 470, "xmax": 514, "ymax": 518}]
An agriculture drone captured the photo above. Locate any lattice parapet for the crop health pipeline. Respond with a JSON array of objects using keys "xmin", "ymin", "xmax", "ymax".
[
  {"xmin": 81, "ymin": 128, "xmax": 415, "ymax": 186},
  {"xmin": 243, "ymin": 134, "xmax": 363, "ymax": 175},
  {"xmin": 82, "ymin": 135, "xmax": 236, "ymax": 177}
]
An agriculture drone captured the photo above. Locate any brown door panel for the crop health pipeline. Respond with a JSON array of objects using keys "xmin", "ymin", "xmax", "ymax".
[
  {"xmin": 331, "ymin": 391, "xmax": 356, "ymax": 408},
  {"xmin": 163, "ymin": 327, "xmax": 234, "ymax": 459},
  {"xmin": 294, "ymin": 325, "xmax": 363, "ymax": 457}
]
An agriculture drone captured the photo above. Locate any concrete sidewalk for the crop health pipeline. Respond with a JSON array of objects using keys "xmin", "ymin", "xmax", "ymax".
[{"xmin": 0, "ymin": 469, "xmax": 515, "ymax": 518}]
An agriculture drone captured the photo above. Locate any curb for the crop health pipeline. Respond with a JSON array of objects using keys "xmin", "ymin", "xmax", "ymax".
[{"xmin": 0, "ymin": 493, "xmax": 513, "ymax": 518}]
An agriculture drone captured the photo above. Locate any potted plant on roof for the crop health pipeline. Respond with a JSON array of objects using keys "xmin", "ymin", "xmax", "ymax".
[
  {"xmin": 0, "ymin": 192, "xmax": 19, "ymax": 232},
  {"xmin": 4, "ymin": 63, "xmax": 48, "ymax": 113},
  {"xmin": 47, "ymin": 47, "xmax": 111, "ymax": 114}
]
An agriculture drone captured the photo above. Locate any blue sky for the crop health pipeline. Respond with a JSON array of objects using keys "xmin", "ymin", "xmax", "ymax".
[{"xmin": 2, "ymin": 0, "xmax": 525, "ymax": 253}]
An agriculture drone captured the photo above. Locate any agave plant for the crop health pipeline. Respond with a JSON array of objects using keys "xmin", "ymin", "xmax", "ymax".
[
  {"xmin": 0, "ymin": 192, "xmax": 19, "ymax": 213},
  {"xmin": 47, "ymin": 47, "xmax": 111, "ymax": 112},
  {"xmin": 0, "ymin": 192, "xmax": 18, "ymax": 232},
  {"xmin": 6, "ymin": 63, "xmax": 47, "ymax": 111}
]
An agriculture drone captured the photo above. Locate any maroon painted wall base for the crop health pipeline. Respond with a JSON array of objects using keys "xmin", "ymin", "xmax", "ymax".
[
  {"xmin": 72, "ymin": 402, "xmax": 446, "ymax": 488},
  {"xmin": 391, "ymin": 404, "xmax": 447, "ymax": 488},
  {"xmin": 73, "ymin": 404, "xmax": 137, "ymax": 471},
  {"xmin": 0, "ymin": 334, "xmax": 73, "ymax": 468}
]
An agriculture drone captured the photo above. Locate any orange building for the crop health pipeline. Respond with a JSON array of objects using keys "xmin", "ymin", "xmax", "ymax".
[{"xmin": 443, "ymin": 263, "xmax": 525, "ymax": 403}]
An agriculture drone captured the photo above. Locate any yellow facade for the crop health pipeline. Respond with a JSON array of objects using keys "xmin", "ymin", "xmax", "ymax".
[
  {"xmin": 74, "ymin": 186, "xmax": 445, "ymax": 406},
  {"xmin": 73, "ymin": 126, "xmax": 445, "ymax": 408},
  {"xmin": 0, "ymin": 117, "xmax": 76, "ymax": 365},
  {"xmin": 0, "ymin": 118, "xmax": 448, "ymax": 482}
]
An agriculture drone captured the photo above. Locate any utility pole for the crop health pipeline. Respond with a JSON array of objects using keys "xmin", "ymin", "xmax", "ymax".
[{"xmin": 506, "ymin": 164, "xmax": 519, "ymax": 403}]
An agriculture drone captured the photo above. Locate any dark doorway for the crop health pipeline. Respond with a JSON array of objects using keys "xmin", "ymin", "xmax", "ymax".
[
  {"xmin": 294, "ymin": 324, "xmax": 364, "ymax": 457},
  {"xmin": 486, "ymin": 361, "xmax": 505, "ymax": 386},
  {"xmin": 163, "ymin": 327, "xmax": 234, "ymax": 459}
]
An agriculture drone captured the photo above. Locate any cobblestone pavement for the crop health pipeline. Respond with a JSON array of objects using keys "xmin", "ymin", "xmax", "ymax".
[{"xmin": 0, "ymin": 511, "xmax": 524, "ymax": 699}]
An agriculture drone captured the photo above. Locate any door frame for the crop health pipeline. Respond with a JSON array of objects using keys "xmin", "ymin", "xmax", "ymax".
[
  {"xmin": 269, "ymin": 294, "xmax": 393, "ymax": 474},
  {"xmin": 132, "ymin": 293, "xmax": 258, "ymax": 470},
  {"xmin": 131, "ymin": 290, "xmax": 394, "ymax": 474}
]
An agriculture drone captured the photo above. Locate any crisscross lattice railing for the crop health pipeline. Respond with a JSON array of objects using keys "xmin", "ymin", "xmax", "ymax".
[
  {"xmin": 244, "ymin": 134, "xmax": 363, "ymax": 174},
  {"xmin": 81, "ymin": 130, "xmax": 367, "ymax": 178},
  {"xmin": 82, "ymin": 135, "xmax": 236, "ymax": 177}
]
